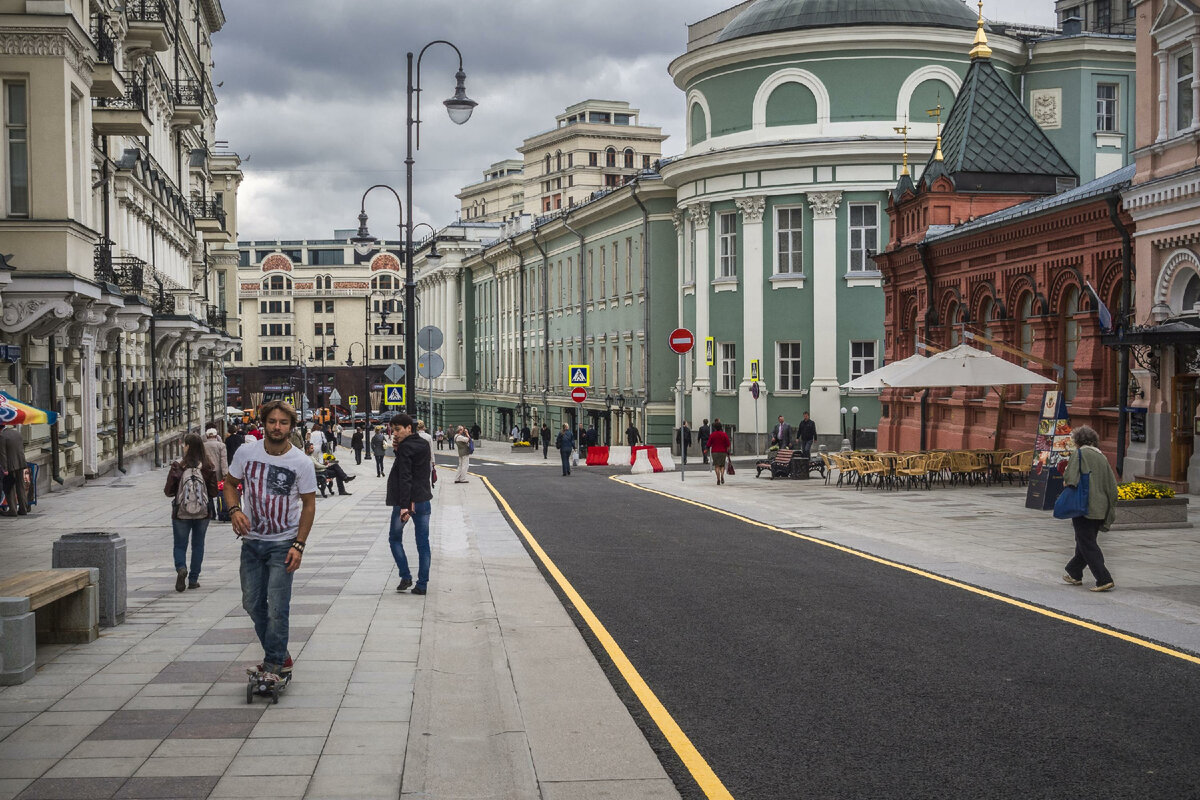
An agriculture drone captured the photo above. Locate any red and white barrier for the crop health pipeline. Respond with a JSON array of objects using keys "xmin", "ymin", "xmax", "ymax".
[{"xmin": 631, "ymin": 446, "xmax": 675, "ymax": 474}]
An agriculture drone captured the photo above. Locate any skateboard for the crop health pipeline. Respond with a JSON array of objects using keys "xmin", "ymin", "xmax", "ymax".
[{"xmin": 245, "ymin": 667, "xmax": 291, "ymax": 704}]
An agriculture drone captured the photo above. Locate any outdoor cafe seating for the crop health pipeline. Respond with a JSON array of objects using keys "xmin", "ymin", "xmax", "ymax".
[{"xmin": 818, "ymin": 448, "xmax": 1035, "ymax": 491}]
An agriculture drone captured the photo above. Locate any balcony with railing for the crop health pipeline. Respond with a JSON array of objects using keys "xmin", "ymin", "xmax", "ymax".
[
  {"xmin": 125, "ymin": 0, "xmax": 172, "ymax": 52},
  {"xmin": 92, "ymin": 72, "xmax": 151, "ymax": 136},
  {"xmin": 190, "ymin": 198, "xmax": 228, "ymax": 239},
  {"xmin": 207, "ymin": 307, "xmax": 228, "ymax": 332},
  {"xmin": 94, "ymin": 239, "xmax": 115, "ymax": 285},
  {"xmin": 172, "ymin": 78, "xmax": 204, "ymax": 126},
  {"xmin": 113, "ymin": 257, "xmax": 146, "ymax": 297},
  {"xmin": 89, "ymin": 15, "xmax": 125, "ymax": 99}
]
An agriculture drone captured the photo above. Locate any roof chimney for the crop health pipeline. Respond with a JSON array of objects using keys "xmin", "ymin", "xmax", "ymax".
[{"xmin": 1062, "ymin": 16, "xmax": 1083, "ymax": 36}]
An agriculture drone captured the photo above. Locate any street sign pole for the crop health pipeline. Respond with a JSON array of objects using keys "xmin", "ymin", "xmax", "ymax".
[{"xmin": 680, "ymin": 353, "xmax": 686, "ymax": 483}]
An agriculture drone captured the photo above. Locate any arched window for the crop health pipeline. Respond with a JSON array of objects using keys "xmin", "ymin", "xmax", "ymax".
[
  {"xmin": 605, "ymin": 147, "xmax": 617, "ymax": 168},
  {"xmin": 263, "ymin": 274, "xmax": 291, "ymax": 293},
  {"xmin": 765, "ymin": 82, "xmax": 819, "ymax": 127},
  {"xmin": 555, "ymin": 150, "xmax": 562, "ymax": 171},
  {"xmin": 545, "ymin": 154, "xmax": 552, "ymax": 174},
  {"xmin": 979, "ymin": 297, "xmax": 994, "ymax": 352},
  {"xmin": 1183, "ymin": 273, "xmax": 1200, "ymax": 312},
  {"xmin": 623, "ymin": 148, "xmax": 634, "ymax": 169},
  {"xmin": 1062, "ymin": 287, "xmax": 1081, "ymax": 403},
  {"xmin": 1018, "ymin": 293, "xmax": 1035, "ymax": 400},
  {"xmin": 690, "ymin": 103, "xmax": 707, "ymax": 146},
  {"xmin": 946, "ymin": 300, "xmax": 963, "ymax": 346}
]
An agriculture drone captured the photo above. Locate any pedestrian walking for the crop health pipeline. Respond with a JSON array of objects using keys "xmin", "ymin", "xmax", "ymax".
[
  {"xmin": 771, "ymin": 415, "xmax": 793, "ymax": 450},
  {"xmin": 203, "ymin": 428, "xmax": 229, "ymax": 520},
  {"xmin": 223, "ymin": 400, "xmax": 317, "ymax": 682},
  {"xmin": 677, "ymin": 420, "xmax": 692, "ymax": 460},
  {"xmin": 510, "ymin": 423, "xmax": 520, "ymax": 443},
  {"xmin": 708, "ymin": 420, "xmax": 732, "ymax": 485},
  {"xmin": 1061, "ymin": 425, "xmax": 1119, "ymax": 592},
  {"xmin": 351, "ymin": 425, "xmax": 364, "ymax": 465},
  {"xmin": 164, "ymin": 432, "xmax": 220, "ymax": 591},
  {"xmin": 388, "ymin": 413, "xmax": 434, "ymax": 595},
  {"xmin": 556, "ymin": 423, "xmax": 576, "ymax": 476},
  {"xmin": 797, "ymin": 412, "xmax": 817, "ymax": 460},
  {"xmin": 308, "ymin": 423, "xmax": 327, "ymax": 455},
  {"xmin": 626, "ymin": 423, "xmax": 641, "ymax": 447},
  {"xmin": 0, "ymin": 424, "xmax": 30, "ymax": 516},
  {"xmin": 435, "ymin": 427, "xmax": 446, "ymax": 451},
  {"xmin": 521, "ymin": 423, "xmax": 531, "ymax": 444},
  {"xmin": 540, "ymin": 423, "xmax": 551, "ymax": 459},
  {"xmin": 470, "ymin": 423, "xmax": 481, "ymax": 446},
  {"xmin": 454, "ymin": 425, "xmax": 471, "ymax": 483},
  {"xmin": 698, "ymin": 419, "xmax": 711, "ymax": 465},
  {"xmin": 371, "ymin": 426, "xmax": 387, "ymax": 476},
  {"xmin": 226, "ymin": 425, "xmax": 246, "ymax": 466},
  {"xmin": 330, "ymin": 421, "xmax": 342, "ymax": 452}
]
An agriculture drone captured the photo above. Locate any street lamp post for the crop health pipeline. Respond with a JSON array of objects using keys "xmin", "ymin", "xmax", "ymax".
[
  {"xmin": 344, "ymin": 341, "xmax": 368, "ymax": 425},
  {"xmin": 851, "ymin": 405, "xmax": 859, "ymax": 451},
  {"xmin": 351, "ymin": 41, "xmax": 476, "ymax": 416}
]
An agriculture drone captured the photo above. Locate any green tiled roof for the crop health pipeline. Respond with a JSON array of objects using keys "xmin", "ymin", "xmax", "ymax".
[
  {"xmin": 922, "ymin": 56, "xmax": 1076, "ymax": 184},
  {"xmin": 718, "ymin": 0, "xmax": 983, "ymax": 42}
]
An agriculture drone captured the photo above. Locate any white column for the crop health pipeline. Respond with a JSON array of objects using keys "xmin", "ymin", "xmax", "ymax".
[
  {"xmin": 672, "ymin": 209, "xmax": 686, "ymax": 424},
  {"xmin": 1158, "ymin": 50, "xmax": 1170, "ymax": 142},
  {"xmin": 736, "ymin": 196, "xmax": 767, "ymax": 441},
  {"xmin": 77, "ymin": 335, "xmax": 98, "ymax": 477},
  {"xmin": 689, "ymin": 203, "xmax": 711, "ymax": 426},
  {"xmin": 808, "ymin": 191, "xmax": 843, "ymax": 431},
  {"xmin": 445, "ymin": 269, "xmax": 462, "ymax": 390}
]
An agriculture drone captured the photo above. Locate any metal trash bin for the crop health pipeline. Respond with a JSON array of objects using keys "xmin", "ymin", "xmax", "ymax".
[{"xmin": 52, "ymin": 532, "xmax": 126, "ymax": 627}]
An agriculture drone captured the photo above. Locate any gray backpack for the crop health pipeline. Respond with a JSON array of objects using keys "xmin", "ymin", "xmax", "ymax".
[{"xmin": 176, "ymin": 465, "xmax": 209, "ymax": 519}]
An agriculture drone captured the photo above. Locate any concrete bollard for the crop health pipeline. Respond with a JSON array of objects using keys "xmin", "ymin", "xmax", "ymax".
[
  {"xmin": 52, "ymin": 532, "xmax": 126, "ymax": 627},
  {"xmin": 0, "ymin": 596, "xmax": 36, "ymax": 685}
]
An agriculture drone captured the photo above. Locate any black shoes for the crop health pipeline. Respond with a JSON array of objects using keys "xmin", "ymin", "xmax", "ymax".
[
  {"xmin": 175, "ymin": 567, "xmax": 187, "ymax": 593},
  {"xmin": 187, "ymin": 582, "xmax": 200, "ymax": 590},
  {"xmin": 339, "ymin": 491, "xmax": 353, "ymax": 496},
  {"xmin": 397, "ymin": 578, "xmax": 412, "ymax": 592},
  {"xmin": 411, "ymin": 586, "xmax": 427, "ymax": 595},
  {"xmin": 345, "ymin": 475, "xmax": 356, "ymax": 482}
]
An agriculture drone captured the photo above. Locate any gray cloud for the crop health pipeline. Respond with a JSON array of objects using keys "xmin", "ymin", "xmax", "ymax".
[{"xmin": 214, "ymin": 0, "xmax": 1057, "ymax": 241}]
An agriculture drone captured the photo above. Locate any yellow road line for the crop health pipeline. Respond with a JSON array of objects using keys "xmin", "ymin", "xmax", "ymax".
[
  {"xmin": 612, "ymin": 475, "xmax": 1200, "ymax": 667},
  {"xmin": 479, "ymin": 475, "xmax": 735, "ymax": 800}
]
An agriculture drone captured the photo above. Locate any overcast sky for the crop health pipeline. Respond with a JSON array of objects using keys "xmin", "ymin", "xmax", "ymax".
[{"xmin": 213, "ymin": 0, "xmax": 1057, "ymax": 243}]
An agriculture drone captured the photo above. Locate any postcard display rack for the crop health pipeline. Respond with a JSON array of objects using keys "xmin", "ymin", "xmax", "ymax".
[{"xmin": 1025, "ymin": 389, "xmax": 1076, "ymax": 510}]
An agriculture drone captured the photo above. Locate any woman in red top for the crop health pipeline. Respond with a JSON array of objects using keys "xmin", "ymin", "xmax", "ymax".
[{"xmin": 707, "ymin": 420, "xmax": 732, "ymax": 485}]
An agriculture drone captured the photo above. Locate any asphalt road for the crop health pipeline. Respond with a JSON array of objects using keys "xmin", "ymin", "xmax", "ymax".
[{"xmin": 470, "ymin": 460, "xmax": 1200, "ymax": 800}]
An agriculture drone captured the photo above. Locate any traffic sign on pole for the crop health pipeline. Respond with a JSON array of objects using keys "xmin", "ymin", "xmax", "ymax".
[
  {"xmin": 705, "ymin": 337, "xmax": 715, "ymax": 366},
  {"xmin": 568, "ymin": 365, "xmax": 591, "ymax": 387},
  {"xmin": 348, "ymin": 395, "xmax": 358, "ymax": 407},
  {"xmin": 570, "ymin": 387, "xmax": 587, "ymax": 403},
  {"xmin": 669, "ymin": 328, "xmax": 695, "ymax": 355},
  {"xmin": 383, "ymin": 385, "xmax": 406, "ymax": 406},
  {"xmin": 384, "ymin": 363, "xmax": 405, "ymax": 384}
]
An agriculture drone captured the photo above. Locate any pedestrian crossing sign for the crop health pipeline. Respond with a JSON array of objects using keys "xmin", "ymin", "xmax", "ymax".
[
  {"xmin": 568, "ymin": 365, "xmax": 591, "ymax": 388},
  {"xmin": 348, "ymin": 395, "xmax": 358, "ymax": 407},
  {"xmin": 384, "ymin": 384, "xmax": 406, "ymax": 406},
  {"xmin": 284, "ymin": 395, "xmax": 294, "ymax": 408},
  {"xmin": 705, "ymin": 337, "xmax": 715, "ymax": 366},
  {"xmin": 750, "ymin": 359, "xmax": 760, "ymax": 381}
]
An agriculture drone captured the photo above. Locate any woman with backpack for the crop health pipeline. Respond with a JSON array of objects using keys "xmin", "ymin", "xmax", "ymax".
[{"xmin": 164, "ymin": 432, "xmax": 220, "ymax": 592}]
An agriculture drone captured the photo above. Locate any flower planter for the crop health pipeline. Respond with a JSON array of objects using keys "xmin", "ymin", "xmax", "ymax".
[
  {"xmin": 1110, "ymin": 497, "xmax": 1192, "ymax": 530},
  {"xmin": 510, "ymin": 444, "xmax": 535, "ymax": 453}
]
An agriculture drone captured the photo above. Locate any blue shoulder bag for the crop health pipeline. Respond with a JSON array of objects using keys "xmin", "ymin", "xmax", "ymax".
[{"xmin": 1052, "ymin": 453, "xmax": 1090, "ymax": 519}]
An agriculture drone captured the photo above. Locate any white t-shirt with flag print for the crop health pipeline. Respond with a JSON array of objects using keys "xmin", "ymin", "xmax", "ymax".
[{"xmin": 228, "ymin": 439, "xmax": 318, "ymax": 542}]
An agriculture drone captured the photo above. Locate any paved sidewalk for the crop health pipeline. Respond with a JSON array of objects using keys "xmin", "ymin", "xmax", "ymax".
[{"xmin": 0, "ymin": 454, "xmax": 678, "ymax": 800}]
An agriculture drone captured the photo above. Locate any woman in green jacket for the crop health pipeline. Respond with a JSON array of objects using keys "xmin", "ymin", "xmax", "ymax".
[{"xmin": 1062, "ymin": 425, "xmax": 1119, "ymax": 592}]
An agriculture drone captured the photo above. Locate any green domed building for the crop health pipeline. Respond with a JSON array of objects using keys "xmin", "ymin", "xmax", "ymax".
[{"xmin": 660, "ymin": 0, "xmax": 1134, "ymax": 447}]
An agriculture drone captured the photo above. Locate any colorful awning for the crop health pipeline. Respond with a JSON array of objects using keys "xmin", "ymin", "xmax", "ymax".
[{"xmin": 0, "ymin": 391, "xmax": 57, "ymax": 425}]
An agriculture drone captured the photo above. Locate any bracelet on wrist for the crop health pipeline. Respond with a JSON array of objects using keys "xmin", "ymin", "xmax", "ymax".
[
  {"xmin": 290, "ymin": 540, "xmax": 305, "ymax": 553},
  {"xmin": 229, "ymin": 506, "xmax": 242, "ymax": 516}
]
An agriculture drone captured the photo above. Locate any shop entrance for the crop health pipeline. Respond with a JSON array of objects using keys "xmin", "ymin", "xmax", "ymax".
[{"xmin": 1171, "ymin": 374, "xmax": 1196, "ymax": 483}]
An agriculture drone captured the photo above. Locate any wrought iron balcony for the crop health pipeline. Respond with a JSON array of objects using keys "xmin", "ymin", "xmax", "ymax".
[
  {"xmin": 94, "ymin": 72, "xmax": 146, "ymax": 112},
  {"xmin": 190, "ymin": 198, "xmax": 227, "ymax": 229},
  {"xmin": 112, "ymin": 256, "xmax": 146, "ymax": 296},
  {"xmin": 90, "ymin": 15, "xmax": 117, "ymax": 65},
  {"xmin": 94, "ymin": 239, "xmax": 116, "ymax": 285},
  {"xmin": 126, "ymin": 0, "xmax": 172, "ymax": 27},
  {"xmin": 207, "ymin": 307, "xmax": 228, "ymax": 331},
  {"xmin": 153, "ymin": 292, "xmax": 176, "ymax": 316},
  {"xmin": 173, "ymin": 79, "xmax": 203, "ymax": 108}
]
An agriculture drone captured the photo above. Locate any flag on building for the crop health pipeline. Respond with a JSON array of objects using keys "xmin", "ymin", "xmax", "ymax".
[{"xmin": 1084, "ymin": 282, "xmax": 1113, "ymax": 333}]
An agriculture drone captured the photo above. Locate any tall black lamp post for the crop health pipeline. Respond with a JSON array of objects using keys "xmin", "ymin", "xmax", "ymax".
[
  {"xmin": 344, "ymin": 341, "xmax": 368, "ymax": 424},
  {"xmin": 350, "ymin": 41, "xmax": 476, "ymax": 415}
]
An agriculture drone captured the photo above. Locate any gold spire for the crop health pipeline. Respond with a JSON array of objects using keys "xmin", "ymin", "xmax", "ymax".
[
  {"xmin": 894, "ymin": 121, "xmax": 911, "ymax": 176},
  {"xmin": 970, "ymin": 0, "xmax": 992, "ymax": 60},
  {"xmin": 927, "ymin": 101, "xmax": 945, "ymax": 162}
]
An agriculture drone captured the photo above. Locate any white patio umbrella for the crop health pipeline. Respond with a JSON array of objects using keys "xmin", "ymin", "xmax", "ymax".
[
  {"xmin": 881, "ymin": 344, "xmax": 1055, "ymax": 388},
  {"xmin": 225, "ymin": 406, "xmax": 243, "ymax": 416},
  {"xmin": 840, "ymin": 353, "xmax": 930, "ymax": 391}
]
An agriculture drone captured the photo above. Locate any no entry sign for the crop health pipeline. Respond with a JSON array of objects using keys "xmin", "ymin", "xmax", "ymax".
[
  {"xmin": 669, "ymin": 328, "xmax": 695, "ymax": 355},
  {"xmin": 571, "ymin": 387, "xmax": 587, "ymax": 403}
]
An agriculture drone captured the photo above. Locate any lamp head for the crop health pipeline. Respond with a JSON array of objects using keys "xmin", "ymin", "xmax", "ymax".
[
  {"xmin": 840, "ymin": 407, "xmax": 848, "ymax": 415},
  {"xmin": 351, "ymin": 211, "xmax": 378, "ymax": 256},
  {"xmin": 851, "ymin": 406, "xmax": 859, "ymax": 415},
  {"xmin": 444, "ymin": 69, "xmax": 478, "ymax": 125},
  {"xmin": 425, "ymin": 240, "xmax": 443, "ymax": 263}
]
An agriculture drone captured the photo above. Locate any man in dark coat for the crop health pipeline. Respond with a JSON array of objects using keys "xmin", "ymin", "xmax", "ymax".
[
  {"xmin": 771, "ymin": 415, "xmax": 793, "ymax": 450},
  {"xmin": 387, "ymin": 413, "xmax": 434, "ymax": 594},
  {"xmin": 540, "ymin": 423, "xmax": 551, "ymax": 459},
  {"xmin": 698, "ymin": 419, "xmax": 711, "ymax": 464},
  {"xmin": 225, "ymin": 425, "xmax": 246, "ymax": 466},
  {"xmin": 797, "ymin": 411, "xmax": 818, "ymax": 459},
  {"xmin": 555, "ymin": 423, "xmax": 576, "ymax": 476},
  {"xmin": 0, "ymin": 425, "xmax": 29, "ymax": 515},
  {"xmin": 678, "ymin": 420, "xmax": 692, "ymax": 462},
  {"xmin": 626, "ymin": 424, "xmax": 641, "ymax": 447}
]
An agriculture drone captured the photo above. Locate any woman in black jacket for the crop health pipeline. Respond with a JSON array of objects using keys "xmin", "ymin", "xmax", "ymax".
[
  {"xmin": 386, "ymin": 413, "xmax": 434, "ymax": 595},
  {"xmin": 351, "ymin": 425, "xmax": 365, "ymax": 465}
]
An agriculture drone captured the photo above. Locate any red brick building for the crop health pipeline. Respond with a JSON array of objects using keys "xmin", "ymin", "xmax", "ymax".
[{"xmin": 874, "ymin": 32, "xmax": 1134, "ymax": 458}]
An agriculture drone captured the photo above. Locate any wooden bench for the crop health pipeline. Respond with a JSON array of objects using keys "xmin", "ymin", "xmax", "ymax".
[
  {"xmin": 0, "ymin": 568, "xmax": 99, "ymax": 685},
  {"xmin": 756, "ymin": 449, "xmax": 794, "ymax": 479}
]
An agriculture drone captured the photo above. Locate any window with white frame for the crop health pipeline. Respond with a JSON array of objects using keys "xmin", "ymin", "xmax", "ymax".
[
  {"xmin": 850, "ymin": 341, "xmax": 877, "ymax": 379},
  {"xmin": 686, "ymin": 225, "xmax": 696, "ymax": 284},
  {"xmin": 775, "ymin": 207, "xmax": 803, "ymax": 274},
  {"xmin": 849, "ymin": 204, "xmax": 878, "ymax": 272},
  {"xmin": 720, "ymin": 342, "xmax": 737, "ymax": 391},
  {"xmin": 1097, "ymin": 84, "xmax": 1118, "ymax": 131},
  {"xmin": 777, "ymin": 342, "xmax": 803, "ymax": 390},
  {"xmin": 4, "ymin": 81, "xmax": 29, "ymax": 217},
  {"xmin": 718, "ymin": 211, "xmax": 738, "ymax": 278},
  {"xmin": 1176, "ymin": 49, "xmax": 1195, "ymax": 133}
]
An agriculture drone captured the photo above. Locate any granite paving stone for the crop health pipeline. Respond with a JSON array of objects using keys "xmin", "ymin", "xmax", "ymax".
[{"xmin": 111, "ymin": 776, "xmax": 220, "ymax": 799}]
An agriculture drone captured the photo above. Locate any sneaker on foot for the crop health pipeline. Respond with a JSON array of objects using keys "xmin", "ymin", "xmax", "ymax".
[
  {"xmin": 253, "ymin": 656, "xmax": 293, "ymax": 675},
  {"xmin": 1090, "ymin": 582, "xmax": 1115, "ymax": 592},
  {"xmin": 411, "ymin": 586, "xmax": 427, "ymax": 595},
  {"xmin": 1062, "ymin": 575, "xmax": 1083, "ymax": 586},
  {"xmin": 397, "ymin": 578, "xmax": 413, "ymax": 592},
  {"xmin": 175, "ymin": 567, "xmax": 187, "ymax": 593},
  {"xmin": 187, "ymin": 581, "xmax": 200, "ymax": 590}
]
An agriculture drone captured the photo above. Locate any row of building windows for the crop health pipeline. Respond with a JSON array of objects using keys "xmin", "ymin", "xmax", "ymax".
[
  {"xmin": 543, "ymin": 148, "xmax": 652, "ymax": 175},
  {"xmin": 242, "ymin": 250, "xmax": 348, "ymax": 267},
  {"xmin": 713, "ymin": 341, "xmax": 877, "ymax": 392}
]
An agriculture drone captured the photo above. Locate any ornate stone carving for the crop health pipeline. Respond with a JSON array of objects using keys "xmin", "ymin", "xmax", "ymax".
[
  {"xmin": 688, "ymin": 202, "xmax": 711, "ymax": 229},
  {"xmin": 1029, "ymin": 89, "xmax": 1062, "ymax": 130},
  {"xmin": 735, "ymin": 195, "xmax": 767, "ymax": 224},
  {"xmin": 0, "ymin": 298, "xmax": 74, "ymax": 336},
  {"xmin": 261, "ymin": 254, "xmax": 292, "ymax": 272},
  {"xmin": 671, "ymin": 209, "xmax": 686, "ymax": 233},
  {"xmin": 808, "ymin": 191, "xmax": 844, "ymax": 220},
  {"xmin": 0, "ymin": 29, "xmax": 93, "ymax": 86}
]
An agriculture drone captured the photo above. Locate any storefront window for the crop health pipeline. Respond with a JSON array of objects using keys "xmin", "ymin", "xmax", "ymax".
[{"xmin": 1063, "ymin": 288, "xmax": 1080, "ymax": 403}]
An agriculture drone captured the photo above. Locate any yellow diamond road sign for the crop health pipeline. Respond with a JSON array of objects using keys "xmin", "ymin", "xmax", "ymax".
[
  {"xmin": 568, "ymin": 365, "xmax": 591, "ymax": 388},
  {"xmin": 384, "ymin": 384, "xmax": 406, "ymax": 406}
]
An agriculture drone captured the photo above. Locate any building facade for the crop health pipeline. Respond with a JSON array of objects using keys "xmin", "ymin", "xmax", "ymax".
[
  {"xmin": 1120, "ymin": 0, "xmax": 1200, "ymax": 490},
  {"xmin": 457, "ymin": 160, "xmax": 524, "ymax": 224},
  {"xmin": 0, "ymin": 0, "xmax": 240, "ymax": 486}
]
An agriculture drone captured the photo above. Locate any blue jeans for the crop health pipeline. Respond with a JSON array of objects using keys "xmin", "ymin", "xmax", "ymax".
[
  {"xmin": 389, "ymin": 501, "xmax": 432, "ymax": 590},
  {"xmin": 240, "ymin": 539, "xmax": 294, "ymax": 672},
  {"xmin": 560, "ymin": 449, "xmax": 571, "ymax": 475},
  {"xmin": 172, "ymin": 518, "xmax": 209, "ymax": 583}
]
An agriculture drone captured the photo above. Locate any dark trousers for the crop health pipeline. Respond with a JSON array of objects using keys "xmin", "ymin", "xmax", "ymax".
[
  {"xmin": 353, "ymin": 446, "xmax": 363, "ymax": 465},
  {"xmin": 374, "ymin": 453, "xmax": 384, "ymax": 476},
  {"xmin": 543, "ymin": 441, "xmax": 550, "ymax": 459},
  {"xmin": 327, "ymin": 464, "xmax": 350, "ymax": 494},
  {"xmin": 560, "ymin": 450, "xmax": 571, "ymax": 475},
  {"xmin": 800, "ymin": 439, "xmax": 814, "ymax": 459},
  {"xmin": 1066, "ymin": 516, "xmax": 1113, "ymax": 586}
]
